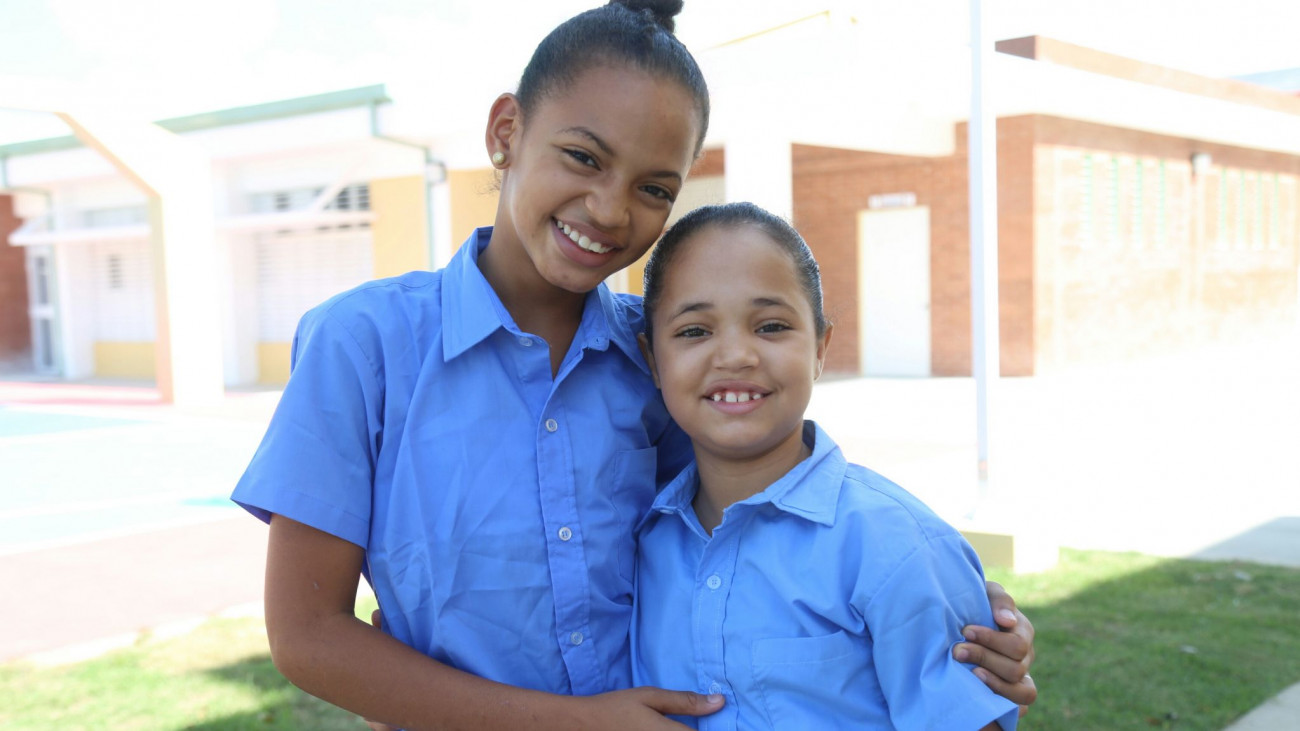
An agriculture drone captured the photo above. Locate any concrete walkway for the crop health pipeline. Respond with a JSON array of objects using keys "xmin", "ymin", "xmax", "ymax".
[{"xmin": 2, "ymin": 336, "xmax": 1297, "ymax": 727}]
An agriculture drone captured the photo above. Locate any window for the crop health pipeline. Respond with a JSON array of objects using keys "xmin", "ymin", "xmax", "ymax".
[
  {"xmin": 107, "ymin": 254, "xmax": 124, "ymax": 290},
  {"xmin": 83, "ymin": 205, "xmax": 148, "ymax": 228}
]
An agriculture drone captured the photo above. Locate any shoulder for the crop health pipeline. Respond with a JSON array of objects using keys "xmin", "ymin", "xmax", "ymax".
[
  {"xmin": 607, "ymin": 290, "xmax": 647, "ymax": 334},
  {"xmin": 303, "ymin": 271, "xmax": 442, "ymax": 338},
  {"xmin": 315, "ymin": 270, "xmax": 442, "ymax": 321},
  {"xmin": 293, "ymin": 270, "xmax": 445, "ymax": 377},
  {"xmin": 834, "ymin": 464, "xmax": 963, "ymax": 548}
]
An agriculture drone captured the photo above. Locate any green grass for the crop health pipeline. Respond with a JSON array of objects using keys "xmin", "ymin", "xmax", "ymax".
[
  {"xmin": 987, "ymin": 549, "xmax": 1300, "ymax": 730},
  {"xmin": 0, "ymin": 594, "xmax": 379, "ymax": 731},
  {"xmin": 2, "ymin": 552, "xmax": 1297, "ymax": 730}
]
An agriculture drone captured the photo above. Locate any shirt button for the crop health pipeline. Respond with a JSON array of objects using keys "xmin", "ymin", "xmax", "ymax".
[
  {"xmin": 706, "ymin": 575, "xmax": 722, "ymax": 590},
  {"xmin": 558, "ymin": 526, "xmax": 573, "ymax": 541},
  {"xmin": 569, "ymin": 631, "xmax": 584, "ymax": 646},
  {"xmin": 518, "ymin": 336, "xmax": 533, "ymax": 347},
  {"xmin": 708, "ymin": 682, "xmax": 723, "ymax": 695},
  {"xmin": 545, "ymin": 418, "xmax": 558, "ymax": 432}
]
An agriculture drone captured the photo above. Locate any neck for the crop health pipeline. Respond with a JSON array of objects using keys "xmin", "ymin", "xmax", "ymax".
[
  {"xmin": 478, "ymin": 231, "xmax": 587, "ymax": 332},
  {"xmin": 692, "ymin": 426, "xmax": 811, "ymax": 534},
  {"xmin": 479, "ymin": 228, "xmax": 587, "ymax": 375}
]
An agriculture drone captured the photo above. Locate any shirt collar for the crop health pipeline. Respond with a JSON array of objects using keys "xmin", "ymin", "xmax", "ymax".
[
  {"xmin": 642, "ymin": 421, "xmax": 848, "ymax": 532},
  {"xmin": 441, "ymin": 227, "xmax": 512, "ymax": 360},
  {"xmin": 439, "ymin": 226, "xmax": 647, "ymax": 374}
]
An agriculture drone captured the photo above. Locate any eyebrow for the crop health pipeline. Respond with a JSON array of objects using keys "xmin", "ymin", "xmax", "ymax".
[
  {"xmin": 559, "ymin": 126, "xmax": 684, "ymax": 183},
  {"xmin": 668, "ymin": 297, "xmax": 795, "ymax": 321}
]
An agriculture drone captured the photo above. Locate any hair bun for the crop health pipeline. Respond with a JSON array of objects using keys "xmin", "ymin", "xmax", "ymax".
[{"xmin": 610, "ymin": 0, "xmax": 685, "ymax": 33}]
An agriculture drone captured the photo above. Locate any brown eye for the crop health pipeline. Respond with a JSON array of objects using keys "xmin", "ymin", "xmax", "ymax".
[{"xmin": 565, "ymin": 149, "xmax": 597, "ymax": 167}]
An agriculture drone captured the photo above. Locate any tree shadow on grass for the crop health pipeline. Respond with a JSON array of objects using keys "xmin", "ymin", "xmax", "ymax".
[
  {"xmin": 999, "ymin": 549, "xmax": 1300, "ymax": 730},
  {"xmin": 182, "ymin": 654, "xmax": 363, "ymax": 731}
]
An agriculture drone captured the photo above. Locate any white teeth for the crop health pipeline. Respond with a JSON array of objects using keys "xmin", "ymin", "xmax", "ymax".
[
  {"xmin": 710, "ymin": 390, "xmax": 766, "ymax": 403},
  {"xmin": 557, "ymin": 220, "xmax": 612, "ymax": 254}
]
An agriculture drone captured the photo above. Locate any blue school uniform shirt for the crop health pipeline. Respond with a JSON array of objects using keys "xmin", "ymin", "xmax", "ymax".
[
  {"xmin": 233, "ymin": 226, "xmax": 690, "ymax": 695},
  {"xmin": 632, "ymin": 422, "xmax": 1020, "ymax": 730}
]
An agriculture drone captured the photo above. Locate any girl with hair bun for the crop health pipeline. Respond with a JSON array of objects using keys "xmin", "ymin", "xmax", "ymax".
[{"xmin": 232, "ymin": 2, "xmax": 1037, "ymax": 729}]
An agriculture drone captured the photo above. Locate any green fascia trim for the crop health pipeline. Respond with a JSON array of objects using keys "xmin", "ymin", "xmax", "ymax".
[{"xmin": 0, "ymin": 84, "xmax": 391, "ymax": 158}]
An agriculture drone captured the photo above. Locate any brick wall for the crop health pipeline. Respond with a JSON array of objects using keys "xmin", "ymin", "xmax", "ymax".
[
  {"xmin": 791, "ymin": 115, "xmax": 1300, "ymax": 376},
  {"xmin": 1031, "ymin": 116, "xmax": 1300, "ymax": 371},
  {"xmin": 0, "ymin": 196, "xmax": 31, "ymax": 362},
  {"xmin": 792, "ymin": 116, "xmax": 1037, "ymax": 376}
]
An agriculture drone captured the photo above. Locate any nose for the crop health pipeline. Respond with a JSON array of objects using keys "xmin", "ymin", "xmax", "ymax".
[
  {"xmin": 713, "ymin": 328, "xmax": 759, "ymax": 371},
  {"xmin": 585, "ymin": 181, "xmax": 631, "ymax": 230}
]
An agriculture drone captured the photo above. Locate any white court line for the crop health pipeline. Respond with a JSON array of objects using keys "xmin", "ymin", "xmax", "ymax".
[{"xmin": 0, "ymin": 490, "xmax": 235, "ymax": 520}]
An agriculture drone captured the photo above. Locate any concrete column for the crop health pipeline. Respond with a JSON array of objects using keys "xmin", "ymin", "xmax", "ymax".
[{"xmin": 57, "ymin": 113, "xmax": 225, "ymax": 405}]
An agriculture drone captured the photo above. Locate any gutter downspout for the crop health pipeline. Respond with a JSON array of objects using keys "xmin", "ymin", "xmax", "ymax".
[{"xmin": 369, "ymin": 102, "xmax": 447, "ymax": 269}]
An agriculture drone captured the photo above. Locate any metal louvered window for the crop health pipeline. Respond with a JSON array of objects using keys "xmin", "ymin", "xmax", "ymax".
[
  {"xmin": 93, "ymin": 241, "xmax": 155, "ymax": 341},
  {"xmin": 254, "ymin": 229, "xmax": 374, "ymax": 342}
]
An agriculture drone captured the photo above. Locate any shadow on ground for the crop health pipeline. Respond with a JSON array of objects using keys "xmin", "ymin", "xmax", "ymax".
[
  {"xmin": 992, "ymin": 549, "xmax": 1300, "ymax": 730},
  {"xmin": 182, "ymin": 655, "xmax": 363, "ymax": 731}
]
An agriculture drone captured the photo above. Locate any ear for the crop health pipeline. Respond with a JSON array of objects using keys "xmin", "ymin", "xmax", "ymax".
[
  {"xmin": 637, "ymin": 332, "xmax": 662, "ymax": 389},
  {"xmin": 485, "ymin": 93, "xmax": 523, "ymax": 166},
  {"xmin": 813, "ymin": 324, "xmax": 833, "ymax": 381}
]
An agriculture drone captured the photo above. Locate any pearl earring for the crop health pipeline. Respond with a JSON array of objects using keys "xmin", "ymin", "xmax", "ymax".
[{"xmin": 492, "ymin": 152, "xmax": 506, "ymax": 166}]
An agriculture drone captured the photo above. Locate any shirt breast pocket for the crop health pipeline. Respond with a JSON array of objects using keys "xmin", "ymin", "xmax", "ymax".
[
  {"xmin": 611, "ymin": 447, "xmax": 658, "ymax": 582},
  {"xmin": 751, "ymin": 630, "xmax": 879, "ymax": 728}
]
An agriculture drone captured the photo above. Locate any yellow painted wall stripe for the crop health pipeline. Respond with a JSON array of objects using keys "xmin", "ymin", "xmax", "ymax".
[
  {"xmin": 257, "ymin": 342, "xmax": 292, "ymax": 385},
  {"xmin": 93, "ymin": 341, "xmax": 156, "ymax": 380},
  {"xmin": 370, "ymin": 175, "xmax": 430, "ymax": 277},
  {"xmin": 449, "ymin": 168, "xmax": 500, "ymax": 251}
]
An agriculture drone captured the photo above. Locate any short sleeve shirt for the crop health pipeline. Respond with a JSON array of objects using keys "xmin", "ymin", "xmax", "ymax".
[
  {"xmin": 632, "ymin": 422, "xmax": 1020, "ymax": 730},
  {"xmin": 233, "ymin": 227, "xmax": 690, "ymax": 695}
]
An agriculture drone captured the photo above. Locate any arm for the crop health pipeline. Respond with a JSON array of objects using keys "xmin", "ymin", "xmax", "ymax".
[
  {"xmin": 265, "ymin": 514, "xmax": 721, "ymax": 731},
  {"xmin": 953, "ymin": 581, "xmax": 1038, "ymax": 713}
]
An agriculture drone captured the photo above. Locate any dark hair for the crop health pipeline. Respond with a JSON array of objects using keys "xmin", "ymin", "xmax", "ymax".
[
  {"xmin": 642, "ymin": 202, "xmax": 829, "ymax": 346},
  {"xmin": 516, "ymin": 0, "xmax": 710, "ymax": 153}
]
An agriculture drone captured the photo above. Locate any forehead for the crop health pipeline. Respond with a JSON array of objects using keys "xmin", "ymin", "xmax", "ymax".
[
  {"xmin": 659, "ymin": 224, "xmax": 805, "ymax": 304},
  {"xmin": 527, "ymin": 64, "xmax": 702, "ymax": 166}
]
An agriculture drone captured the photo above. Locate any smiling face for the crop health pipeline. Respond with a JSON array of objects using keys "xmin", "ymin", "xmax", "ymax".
[
  {"xmin": 484, "ymin": 64, "xmax": 702, "ymax": 298},
  {"xmin": 646, "ymin": 223, "xmax": 832, "ymax": 468}
]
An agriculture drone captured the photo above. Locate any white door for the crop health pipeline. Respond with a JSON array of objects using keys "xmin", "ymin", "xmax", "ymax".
[
  {"xmin": 26, "ymin": 246, "xmax": 60, "ymax": 374},
  {"xmin": 858, "ymin": 207, "xmax": 931, "ymax": 376}
]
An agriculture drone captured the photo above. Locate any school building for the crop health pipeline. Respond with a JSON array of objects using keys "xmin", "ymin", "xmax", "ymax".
[{"xmin": 1, "ymin": 28, "xmax": 1298, "ymax": 391}]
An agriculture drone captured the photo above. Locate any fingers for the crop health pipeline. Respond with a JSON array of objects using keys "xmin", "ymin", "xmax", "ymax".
[
  {"xmin": 958, "ymin": 623, "xmax": 1031, "ymax": 665},
  {"xmin": 362, "ymin": 721, "xmax": 398, "ymax": 731},
  {"xmin": 638, "ymin": 688, "xmax": 725, "ymax": 718},
  {"xmin": 370, "ymin": 608, "xmax": 383, "ymax": 630},
  {"xmin": 972, "ymin": 668, "xmax": 1038, "ymax": 712},
  {"xmin": 984, "ymin": 580, "xmax": 1019, "ymax": 629}
]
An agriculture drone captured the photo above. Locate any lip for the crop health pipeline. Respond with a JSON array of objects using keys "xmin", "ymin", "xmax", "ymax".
[{"xmin": 552, "ymin": 218, "xmax": 621, "ymax": 267}]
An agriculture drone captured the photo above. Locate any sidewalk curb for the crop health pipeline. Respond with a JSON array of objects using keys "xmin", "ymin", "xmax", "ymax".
[{"xmin": 1221, "ymin": 682, "xmax": 1300, "ymax": 730}]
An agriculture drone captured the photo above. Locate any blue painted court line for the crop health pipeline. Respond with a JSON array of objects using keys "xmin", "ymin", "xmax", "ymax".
[
  {"xmin": 0, "ymin": 407, "xmax": 148, "ymax": 438},
  {"xmin": 0, "ymin": 498, "xmax": 241, "ymax": 553}
]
